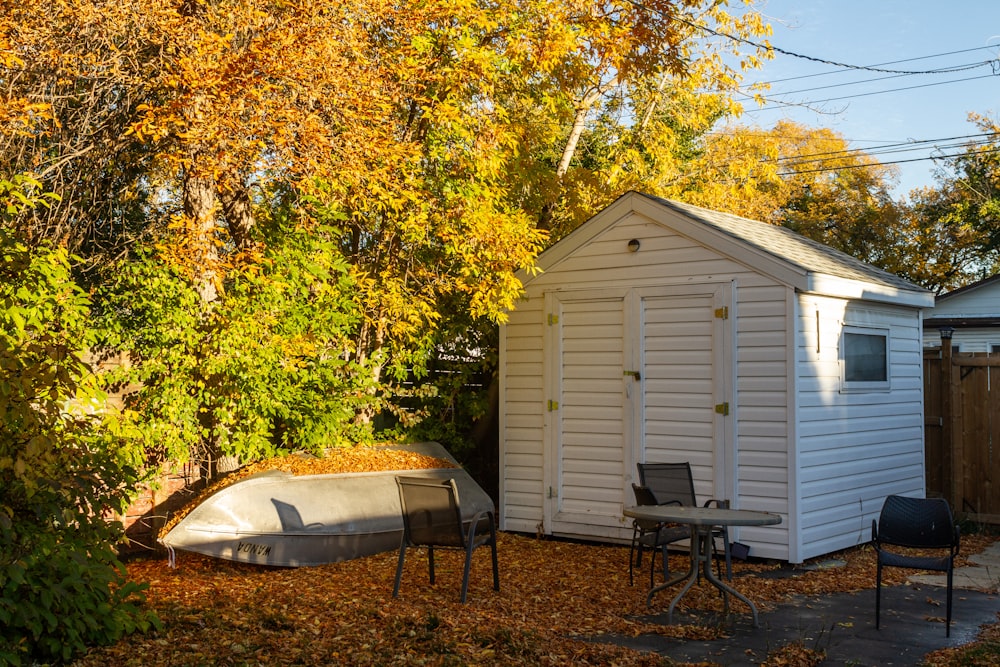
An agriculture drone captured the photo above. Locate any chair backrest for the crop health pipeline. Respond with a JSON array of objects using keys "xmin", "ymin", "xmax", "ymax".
[
  {"xmin": 877, "ymin": 494, "xmax": 957, "ymax": 549},
  {"xmin": 637, "ymin": 462, "xmax": 697, "ymax": 507},
  {"xmin": 631, "ymin": 483, "xmax": 662, "ymax": 529},
  {"xmin": 396, "ymin": 476, "xmax": 465, "ymax": 548},
  {"xmin": 631, "ymin": 483, "xmax": 659, "ymax": 508}
]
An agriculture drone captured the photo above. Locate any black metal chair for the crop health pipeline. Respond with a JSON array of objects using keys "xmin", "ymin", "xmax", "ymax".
[
  {"xmin": 629, "ymin": 483, "xmax": 690, "ymax": 587},
  {"xmin": 637, "ymin": 461, "xmax": 733, "ymax": 580},
  {"xmin": 393, "ymin": 476, "xmax": 499, "ymax": 603},
  {"xmin": 872, "ymin": 494, "xmax": 960, "ymax": 636}
]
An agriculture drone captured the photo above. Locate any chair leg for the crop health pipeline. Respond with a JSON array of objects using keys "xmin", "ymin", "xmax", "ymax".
[
  {"xmin": 647, "ymin": 542, "xmax": 668, "ymax": 588},
  {"xmin": 629, "ymin": 526, "xmax": 639, "ymax": 586},
  {"xmin": 649, "ymin": 544, "xmax": 657, "ymax": 589},
  {"xmin": 875, "ymin": 561, "xmax": 882, "ymax": 630},
  {"xmin": 722, "ymin": 528, "xmax": 732, "ymax": 581},
  {"xmin": 490, "ymin": 522, "xmax": 500, "ymax": 592},
  {"xmin": 460, "ymin": 542, "xmax": 475, "ymax": 603},
  {"xmin": 946, "ymin": 565, "xmax": 953, "ymax": 637},
  {"xmin": 393, "ymin": 542, "xmax": 407, "ymax": 598}
]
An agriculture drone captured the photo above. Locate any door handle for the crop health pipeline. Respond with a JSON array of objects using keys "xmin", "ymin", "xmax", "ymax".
[{"xmin": 623, "ymin": 370, "xmax": 641, "ymax": 380}]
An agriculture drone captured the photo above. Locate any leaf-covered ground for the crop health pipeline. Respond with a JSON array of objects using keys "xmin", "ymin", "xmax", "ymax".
[{"xmin": 77, "ymin": 448, "xmax": 999, "ymax": 666}]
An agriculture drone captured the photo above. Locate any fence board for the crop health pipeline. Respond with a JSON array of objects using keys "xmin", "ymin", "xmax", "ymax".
[{"xmin": 924, "ymin": 348, "xmax": 1000, "ymax": 521}]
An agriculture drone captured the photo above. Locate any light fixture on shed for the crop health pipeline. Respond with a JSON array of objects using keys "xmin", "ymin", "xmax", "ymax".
[
  {"xmin": 939, "ymin": 326, "xmax": 954, "ymax": 340},
  {"xmin": 627, "ymin": 239, "xmax": 641, "ymax": 252}
]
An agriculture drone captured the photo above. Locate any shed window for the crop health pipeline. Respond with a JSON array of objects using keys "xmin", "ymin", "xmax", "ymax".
[{"xmin": 841, "ymin": 326, "xmax": 889, "ymax": 391}]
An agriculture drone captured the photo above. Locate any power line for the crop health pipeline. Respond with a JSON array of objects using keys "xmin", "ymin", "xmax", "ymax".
[
  {"xmin": 775, "ymin": 145, "xmax": 1000, "ymax": 177},
  {"xmin": 763, "ymin": 46, "xmax": 1000, "ymax": 84},
  {"xmin": 764, "ymin": 60, "xmax": 992, "ymax": 99},
  {"xmin": 767, "ymin": 133, "xmax": 1000, "ymax": 164},
  {"xmin": 746, "ymin": 73, "xmax": 998, "ymax": 111},
  {"xmin": 624, "ymin": 0, "xmax": 1000, "ymax": 76}
]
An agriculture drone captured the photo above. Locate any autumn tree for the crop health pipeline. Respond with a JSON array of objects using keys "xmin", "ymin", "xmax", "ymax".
[
  {"xmin": 495, "ymin": 1, "xmax": 772, "ymax": 238},
  {"xmin": 2, "ymin": 0, "xmax": 776, "ymax": 471},
  {"xmin": 895, "ymin": 113, "xmax": 1000, "ymax": 291}
]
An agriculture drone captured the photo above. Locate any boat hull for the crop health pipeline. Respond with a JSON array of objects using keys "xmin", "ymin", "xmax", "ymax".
[{"xmin": 159, "ymin": 442, "xmax": 494, "ymax": 567}]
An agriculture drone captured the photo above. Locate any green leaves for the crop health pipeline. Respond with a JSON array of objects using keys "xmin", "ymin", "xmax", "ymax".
[
  {"xmin": 0, "ymin": 210, "xmax": 152, "ymax": 664},
  {"xmin": 93, "ymin": 219, "xmax": 380, "ymax": 470}
]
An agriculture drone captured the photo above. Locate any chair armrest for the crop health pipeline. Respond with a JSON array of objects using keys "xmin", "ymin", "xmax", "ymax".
[
  {"xmin": 703, "ymin": 498, "xmax": 730, "ymax": 509},
  {"xmin": 465, "ymin": 509, "xmax": 496, "ymax": 545},
  {"xmin": 657, "ymin": 500, "xmax": 683, "ymax": 507}
]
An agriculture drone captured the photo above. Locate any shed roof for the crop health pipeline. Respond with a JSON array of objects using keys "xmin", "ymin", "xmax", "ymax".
[{"xmin": 529, "ymin": 192, "xmax": 933, "ymax": 308}]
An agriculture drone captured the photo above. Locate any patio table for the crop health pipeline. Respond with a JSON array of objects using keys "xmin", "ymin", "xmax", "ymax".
[{"xmin": 623, "ymin": 505, "xmax": 781, "ymax": 627}]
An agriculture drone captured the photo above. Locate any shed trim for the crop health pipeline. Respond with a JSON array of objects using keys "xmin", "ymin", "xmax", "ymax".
[{"xmin": 520, "ymin": 192, "xmax": 933, "ymax": 310}]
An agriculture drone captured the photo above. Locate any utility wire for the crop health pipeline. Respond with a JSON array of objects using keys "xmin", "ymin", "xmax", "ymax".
[
  {"xmin": 746, "ymin": 73, "xmax": 998, "ymax": 110},
  {"xmin": 775, "ymin": 145, "xmax": 1000, "ymax": 176},
  {"xmin": 767, "ymin": 133, "xmax": 1000, "ymax": 163},
  {"xmin": 779, "ymin": 141, "xmax": 987, "ymax": 169},
  {"xmin": 764, "ymin": 46, "xmax": 1000, "ymax": 84},
  {"xmin": 706, "ymin": 131, "xmax": 999, "ymax": 153},
  {"xmin": 764, "ymin": 60, "xmax": 991, "ymax": 98},
  {"xmin": 654, "ymin": 4, "xmax": 1000, "ymax": 76}
]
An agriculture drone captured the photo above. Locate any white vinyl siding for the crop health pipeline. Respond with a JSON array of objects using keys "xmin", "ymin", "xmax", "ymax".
[
  {"xmin": 795, "ymin": 295, "xmax": 924, "ymax": 561},
  {"xmin": 499, "ymin": 294, "xmax": 545, "ymax": 533},
  {"xmin": 924, "ymin": 279, "xmax": 1000, "ymax": 350},
  {"xmin": 549, "ymin": 294, "xmax": 626, "ymax": 534}
]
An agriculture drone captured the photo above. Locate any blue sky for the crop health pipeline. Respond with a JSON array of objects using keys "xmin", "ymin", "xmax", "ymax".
[{"xmin": 732, "ymin": 0, "xmax": 1000, "ymax": 196}]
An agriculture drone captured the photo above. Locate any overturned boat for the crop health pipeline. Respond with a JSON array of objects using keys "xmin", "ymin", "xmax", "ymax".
[{"xmin": 159, "ymin": 441, "xmax": 495, "ymax": 567}]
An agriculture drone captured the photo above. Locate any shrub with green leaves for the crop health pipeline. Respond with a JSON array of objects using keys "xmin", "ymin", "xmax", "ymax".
[
  {"xmin": 0, "ymin": 226, "xmax": 157, "ymax": 664},
  {"xmin": 93, "ymin": 219, "xmax": 380, "ymax": 472}
]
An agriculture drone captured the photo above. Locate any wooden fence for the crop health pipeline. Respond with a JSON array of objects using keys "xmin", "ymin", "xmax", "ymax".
[{"xmin": 924, "ymin": 346, "xmax": 1000, "ymax": 523}]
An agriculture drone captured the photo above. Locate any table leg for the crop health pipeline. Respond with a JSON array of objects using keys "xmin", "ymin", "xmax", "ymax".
[
  {"xmin": 699, "ymin": 527, "xmax": 762, "ymax": 627},
  {"xmin": 645, "ymin": 525, "xmax": 697, "ymax": 611},
  {"xmin": 665, "ymin": 526, "xmax": 703, "ymax": 624},
  {"xmin": 646, "ymin": 525, "xmax": 762, "ymax": 628}
]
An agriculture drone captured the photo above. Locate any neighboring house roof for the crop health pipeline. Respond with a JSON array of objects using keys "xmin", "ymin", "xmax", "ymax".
[
  {"xmin": 933, "ymin": 274, "xmax": 1000, "ymax": 303},
  {"xmin": 529, "ymin": 192, "xmax": 934, "ymax": 308},
  {"xmin": 924, "ymin": 274, "xmax": 1000, "ymax": 327}
]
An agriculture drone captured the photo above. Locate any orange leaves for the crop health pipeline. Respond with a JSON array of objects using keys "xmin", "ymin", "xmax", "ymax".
[{"xmin": 80, "ymin": 471, "xmax": 1000, "ymax": 667}]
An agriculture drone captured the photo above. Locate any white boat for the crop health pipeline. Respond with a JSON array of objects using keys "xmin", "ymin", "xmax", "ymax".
[{"xmin": 159, "ymin": 442, "xmax": 495, "ymax": 567}]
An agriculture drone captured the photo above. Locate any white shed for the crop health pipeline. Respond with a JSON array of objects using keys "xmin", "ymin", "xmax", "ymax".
[{"xmin": 499, "ymin": 192, "xmax": 934, "ymax": 563}]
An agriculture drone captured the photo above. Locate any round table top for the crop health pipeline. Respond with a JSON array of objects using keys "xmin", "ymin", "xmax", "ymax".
[{"xmin": 624, "ymin": 505, "xmax": 782, "ymax": 527}]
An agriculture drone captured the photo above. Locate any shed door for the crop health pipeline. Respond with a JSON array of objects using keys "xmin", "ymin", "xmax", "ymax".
[
  {"xmin": 544, "ymin": 284, "xmax": 732, "ymax": 538},
  {"xmin": 636, "ymin": 285, "xmax": 731, "ymax": 504},
  {"xmin": 545, "ymin": 290, "xmax": 628, "ymax": 534}
]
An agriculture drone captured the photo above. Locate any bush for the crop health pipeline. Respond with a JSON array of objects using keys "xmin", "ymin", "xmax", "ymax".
[
  {"xmin": 0, "ymin": 225, "xmax": 157, "ymax": 664},
  {"xmin": 92, "ymin": 219, "xmax": 380, "ymax": 472}
]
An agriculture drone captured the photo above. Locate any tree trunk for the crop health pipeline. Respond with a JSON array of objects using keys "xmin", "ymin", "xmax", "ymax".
[
  {"xmin": 182, "ymin": 168, "xmax": 220, "ymax": 303},
  {"xmin": 220, "ymin": 182, "xmax": 254, "ymax": 250},
  {"xmin": 183, "ymin": 162, "xmax": 223, "ymax": 478}
]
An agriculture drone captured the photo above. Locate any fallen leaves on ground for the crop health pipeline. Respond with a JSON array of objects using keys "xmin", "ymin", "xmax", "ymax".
[{"xmin": 78, "ymin": 448, "xmax": 999, "ymax": 666}]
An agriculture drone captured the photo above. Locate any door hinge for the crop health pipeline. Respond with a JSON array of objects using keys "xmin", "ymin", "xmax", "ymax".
[
  {"xmin": 714, "ymin": 306, "xmax": 729, "ymax": 320},
  {"xmin": 548, "ymin": 486, "xmax": 557, "ymax": 499},
  {"xmin": 547, "ymin": 313, "xmax": 559, "ymax": 325},
  {"xmin": 714, "ymin": 402, "xmax": 730, "ymax": 416},
  {"xmin": 547, "ymin": 400, "xmax": 559, "ymax": 411}
]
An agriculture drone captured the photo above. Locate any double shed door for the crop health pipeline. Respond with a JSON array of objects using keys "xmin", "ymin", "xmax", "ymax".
[{"xmin": 543, "ymin": 284, "xmax": 732, "ymax": 537}]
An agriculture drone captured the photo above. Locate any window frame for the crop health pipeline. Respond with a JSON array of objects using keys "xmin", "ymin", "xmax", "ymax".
[{"xmin": 840, "ymin": 325, "xmax": 891, "ymax": 393}]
